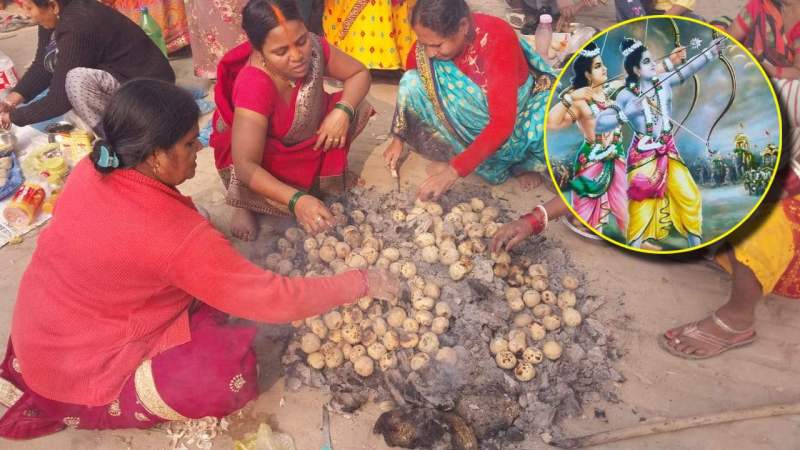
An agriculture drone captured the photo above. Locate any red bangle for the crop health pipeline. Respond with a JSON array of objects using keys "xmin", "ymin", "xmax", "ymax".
[{"xmin": 522, "ymin": 212, "xmax": 545, "ymax": 235}]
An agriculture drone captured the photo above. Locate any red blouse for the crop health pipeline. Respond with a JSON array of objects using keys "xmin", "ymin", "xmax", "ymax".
[{"xmin": 406, "ymin": 13, "xmax": 530, "ymax": 177}]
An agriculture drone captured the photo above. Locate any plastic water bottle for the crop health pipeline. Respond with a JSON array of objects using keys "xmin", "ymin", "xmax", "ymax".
[
  {"xmin": 139, "ymin": 7, "xmax": 168, "ymax": 56},
  {"xmin": 0, "ymin": 50, "xmax": 18, "ymax": 101},
  {"xmin": 534, "ymin": 14, "xmax": 553, "ymax": 61}
]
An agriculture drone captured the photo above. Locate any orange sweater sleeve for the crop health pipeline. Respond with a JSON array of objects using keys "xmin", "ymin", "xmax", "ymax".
[
  {"xmin": 166, "ymin": 222, "xmax": 368, "ymax": 323},
  {"xmin": 449, "ymin": 28, "xmax": 520, "ymax": 177}
]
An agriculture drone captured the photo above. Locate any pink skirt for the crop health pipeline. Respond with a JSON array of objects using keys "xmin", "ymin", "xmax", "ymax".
[{"xmin": 0, "ymin": 305, "xmax": 258, "ymax": 440}]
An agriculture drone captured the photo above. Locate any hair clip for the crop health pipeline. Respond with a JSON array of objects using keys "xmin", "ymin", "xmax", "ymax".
[
  {"xmin": 622, "ymin": 40, "xmax": 644, "ymax": 57},
  {"xmin": 98, "ymin": 144, "xmax": 120, "ymax": 169}
]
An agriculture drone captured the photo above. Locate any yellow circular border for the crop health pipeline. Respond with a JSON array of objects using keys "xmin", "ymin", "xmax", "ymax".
[{"xmin": 542, "ymin": 15, "xmax": 784, "ymax": 255}]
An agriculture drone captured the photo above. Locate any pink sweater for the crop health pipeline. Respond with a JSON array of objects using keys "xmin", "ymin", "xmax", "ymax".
[{"xmin": 11, "ymin": 159, "xmax": 367, "ymax": 406}]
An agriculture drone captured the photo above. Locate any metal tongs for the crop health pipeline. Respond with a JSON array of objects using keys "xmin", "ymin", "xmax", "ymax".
[{"xmin": 321, "ymin": 404, "xmax": 333, "ymax": 450}]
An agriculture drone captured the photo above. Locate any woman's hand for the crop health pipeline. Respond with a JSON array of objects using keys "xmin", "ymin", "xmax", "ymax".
[
  {"xmin": 383, "ymin": 138, "xmax": 404, "ymax": 173},
  {"xmin": 315, "ymin": 108, "xmax": 350, "ymax": 152},
  {"xmin": 366, "ymin": 268, "xmax": 401, "ymax": 301},
  {"xmin": 491, "ymin": 218, "xmax": 535, "ymax": 253},
  {"xmin": 0, "ymin": 112, "xmax": 10, "ymax": 130},
  {"xmin": 294, "ymin": 195, "xmax": 336, "ymax": 234},
  {"xmin": 417, "ymin": 163, "xmax": 459, "ymax": 201}
]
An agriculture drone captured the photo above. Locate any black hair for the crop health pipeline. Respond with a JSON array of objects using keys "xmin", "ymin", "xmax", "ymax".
[
  {"xmin": 411, "ymin": 0, "xmax": 471, "ymax": 37},
  {"xmin": 242, "ymin": 0, "xmax": 303, "ymax": 49},
  {"xmin": 30, "ymin": 0, "xmax": 71, "ymax": 8},
  {"xmin": 621, "ymin": 37, "xmax": 647, "ymax": 86},
  {"xmin": 571, "ymin": 42, "xmax": 601, "ymax": 89},
  {"xmin": 90, "ymin": 79, "xmax": 199, "ymax": 174}
]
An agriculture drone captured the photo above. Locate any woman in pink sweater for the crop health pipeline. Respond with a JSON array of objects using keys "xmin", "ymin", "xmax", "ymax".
[{"xmin": 0, "ymin": 79, "xmax": 398, "ymax": 439}]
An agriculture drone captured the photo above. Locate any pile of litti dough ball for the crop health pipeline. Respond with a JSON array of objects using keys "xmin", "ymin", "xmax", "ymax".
[{"xmin": 278, "ymin": 198, "xmax": 581, "ymax": 381}]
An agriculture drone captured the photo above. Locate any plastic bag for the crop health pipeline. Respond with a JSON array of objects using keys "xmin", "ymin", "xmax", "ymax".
[{"xmin": 233, "ymin": 423, "xmax": 296, "ymax": 450}]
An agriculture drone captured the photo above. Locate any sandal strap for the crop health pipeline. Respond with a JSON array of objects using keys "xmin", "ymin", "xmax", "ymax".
[
  {"xmin": 679, "ymin": 324, "xmax": 733, "ymax": 350},
  {"xmin": 711, "ymin": 312, "xmax": 753, "ymax": 335}
]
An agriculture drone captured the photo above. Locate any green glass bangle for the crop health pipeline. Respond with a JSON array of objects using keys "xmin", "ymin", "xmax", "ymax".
[
  {"xmin": 334, "ymin": 102, "xmax": 355, "ymax": 121},
  {"xmin": 288, "ymin": 190, "xmax": 306, "ymax": 214}
]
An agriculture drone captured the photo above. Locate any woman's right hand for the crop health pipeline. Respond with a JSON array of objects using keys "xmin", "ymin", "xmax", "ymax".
[
  {"xmin": 365, "ymin": 268, "xmax": 401, "ymax": 301},
  {"xmin": 294, "ymin": 194, "xmax": 336, "ymax": 234},
  {"xmin": 383, "ymin": 138, "xmax": 403, "ymax": 173}
]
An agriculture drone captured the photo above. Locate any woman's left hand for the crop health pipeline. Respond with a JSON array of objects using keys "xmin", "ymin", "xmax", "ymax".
[
  {"xmin": 417, "ymin": 163, "xmax": 459, "ymax": 201},
  {"xmin": 315, "ymin": 108, "xmax": 350, "ymax": 152},
  {"xmin": 491, "ymin": 218, "xmax": 534, "ymax": 253},
  {"xmin": 0, "ymin": 112, "xmax": 11, "ymax": 130}
]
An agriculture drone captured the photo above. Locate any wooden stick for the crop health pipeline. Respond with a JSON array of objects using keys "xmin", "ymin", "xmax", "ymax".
[{"xmin": 552, "ymin": 402, "xmax": 800, "ymax": 448}]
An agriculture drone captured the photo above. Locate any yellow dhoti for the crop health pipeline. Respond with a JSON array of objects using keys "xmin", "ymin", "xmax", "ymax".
[{"xmin": 627, "ymin": 157, "xmax": 702, "ymax": 244}]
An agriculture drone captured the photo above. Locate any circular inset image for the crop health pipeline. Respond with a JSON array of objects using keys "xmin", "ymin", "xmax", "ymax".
[{"xmin": 544, "ymin": 16, "xmax": 782, "ymax": 253}]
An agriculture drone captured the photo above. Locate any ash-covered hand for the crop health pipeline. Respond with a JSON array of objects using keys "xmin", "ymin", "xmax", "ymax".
[
  {"xmin": 417, "ymin": 163, "xmax": 459, "ymax": 201},
  {"xmin": 491, "ymin": 219, "xmax": 534, "ymax": 253},
  {"xmin": 366, "ymin": 268, "xmax": 401, "ymax": 301}
]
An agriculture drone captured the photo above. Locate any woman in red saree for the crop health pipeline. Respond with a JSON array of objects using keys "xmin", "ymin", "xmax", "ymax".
[
  {"xmin": 0, "ymin": 80, "xmax": 398, "ymax": 439},
  {"xmin": 210, "ymin": 0, "xmax": 372, "ymax": 241}
]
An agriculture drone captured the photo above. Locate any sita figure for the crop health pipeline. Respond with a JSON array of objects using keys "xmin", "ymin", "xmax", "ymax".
[
  {"xmin": 548, "ymin": 41, "xmax": 629, "ymax": 237},
  {"xmin": 596, "ymin": 36, "xmax": 724, "ymax": 249}
]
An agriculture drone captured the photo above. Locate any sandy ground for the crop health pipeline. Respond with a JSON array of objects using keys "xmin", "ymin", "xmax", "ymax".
[{"xmin": 3, "ymin": 1, "xmax": 800, "ymax": 449}]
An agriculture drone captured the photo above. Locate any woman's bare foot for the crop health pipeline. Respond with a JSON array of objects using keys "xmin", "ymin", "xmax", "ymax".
[
  {"xmin": 426, "ymin": 161, "xmax": 450, "ymax": 176},
  {"xmin": 516, "ymin": 172, "xmax": 546, "ymax": 191},
  {"xmin": 661, "ymin": 306, "xmax": 756, "ymax": 359},
  {"xmin": 231, "ymin": 207, "xmax": 259, "ymax": 241}
]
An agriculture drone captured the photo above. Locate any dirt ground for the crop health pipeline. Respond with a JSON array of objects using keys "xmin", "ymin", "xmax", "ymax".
[{"xmin": 2, "ymin": 1, "xmax": 800, "ymax": 449}]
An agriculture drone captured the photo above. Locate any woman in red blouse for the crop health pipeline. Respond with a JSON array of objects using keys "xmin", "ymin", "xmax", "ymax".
[
  {"xmin": 0, "ymin": 79, "xmax": 398, "ymax": 439},
  {"xmin": 383, "ymin": 0, "xmax": 556, "ymax": 201},
  {"xmin": 210, "ymin": 0, "xmax": 373, "ymax": 241}
]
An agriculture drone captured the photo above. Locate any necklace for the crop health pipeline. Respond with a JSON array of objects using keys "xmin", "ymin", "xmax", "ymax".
[{"xmin": 259, "ymin": 53, "xmax": 298, "ymax": 89}]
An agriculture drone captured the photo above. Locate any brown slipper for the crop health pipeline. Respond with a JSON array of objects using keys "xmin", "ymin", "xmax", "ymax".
[{"xmin": 658, "ymin": 312, "xmax": 757, "ymax": 360}]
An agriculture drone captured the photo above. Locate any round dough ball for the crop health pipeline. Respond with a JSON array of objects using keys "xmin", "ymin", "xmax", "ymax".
[
  {"xmin": 415, "ymin": 232, "xmax": 436, "ymax": 248},
  {"xmin": 309, "ymin": 319, "xmax": 328, "ymax": 339},
  {"xmin": 490, "ymin": 337, "xmax": 509, "ymax": 355},
  {"xmin": 541, "ymin": 290, "xmax": 557, "ymax": 305},
  {"xmin": 418, "ymin": 332, "xmax": 440, "ymax": 354},
  {"xmin": 413, "ymin": 296, "xmax": 435, "ymax": 311},
  {"xmin": 543, "ymin": 341, "xmax": 563, "ymax": 360},
  {"xmin": 307, "ymin": 352, "xmax": 325, "ymax": 370},
  {"xmin": 465, "ymin": 223, "xmax": 484, "ymax": 239},
  {"xmin": 386, "ymin": 307, "xmax": 407, "ymax": 328},
  {"xmin": 530, "ymin": 276, "xmax": 549, "ymax": 292},
  {"xmin": 461, "ymin": 211, "xmax": 480, "ymax": 226},
  {"xmin": 439, "ymin": 246, "xmax": 461, "ymax": 266},
  {"xmin": 431, "ymin": 316, "xmax": 449, "ymax": 335},
  {"xmin": 434, "ymin": 301, "xmax": 452, "ymax": 318},
  {"xmin": 300, "ymin": 333, "xmax": 322, "ymax": 354},
  {"xmin": 522, "ymin": 347, "xmax": 544, "ymax": 365},
  {"xmin": 562, "ymin": 307, "xmax": 583, "ymax": 327},
  {"xmin": 507, "ymin": 296, "xmax": 526, "ymax": 312},
  {"xmin": 285, "ymin": 227, "xmax": 304, "ymax": 243},
  {"xmin": 306, "ymin": 248, "xmax": 321, "ymax": 264},
  {"xmin": 360, "ymin": 247, "xmax": 380, "ymax": 265},
  {"xmin": 424, "ymin": 283, "xmax": 442, "ymax": 300},
  {"xmin": 557, "ymin": 290, "xmax": 577, "ymax": 309},
  {"xmin": 382, "ymin": 247, "xmax": 401, "ymax": 262},
  {"xmin": 483, "ymin": 222, "xmax": 499, "ymax": 238},
  {"xmin": 469, "ymin": 197, "xmax": 485, "ymax": 212},
  {"xmin": 351, "ymin": 209, "xmax": 366, "ymax": 224},
  {"xmin": 494, "ymin": 263, "xmax": 510, "ymax": 279},
  {"xmin": 388, "ymin": 261, "xmax": 403, "ymax": 275},
  {"xmin": 372, "ymin": 317, "xmax": 389, "ymax": 336},
  {"xmin": 319, "ymin": 245, "xmax": 337, "ymax": 263},
  {"xmin": 342, "ymin": 307, "xmax": 364, "ymax": 325},
  {"xmin": 523, "ymin": 290, "xmax": 541, "ymax": 308},
  {"xmin": 382, "ymin": 330, "xmax": 400, "ymax": 351},
  {"xmin": 402, "ymin": 318, "xmax": 420, "ymax": 333},
  {"xmin": 410, "ymin": 353, "xmax": 430, "ymax": 371},
  {"xmin": 514, "ymin": 362, "xmax": 536, "ymax": 382},
  {"xmin": 399, "ymin": 331, "xmax": 420, "ymax": 349},
  {"xmin": 424, "ymin": 202, "xmax": 443, "ymax": 216},
  {"xmin": 562, "ymin": 274, "xmax": 579, "ymax": 290},
  {"xmin": 480, "ymin": 206, "xmax": 500, "ymax": 222},
  {"xmin": 528, "ymin": 264, "xmax": 549, "ymax": 277},
  {"xmin": 319, "ymin": 341, "xmax": 337, "ymax": 356},
  {"xmin": 400, "ymin": 261, "xmax": 418, "ymax": 279},
  {"xmin": 303, "ymin": 238, "xmax": 318, "ymax": 253},
  {"xmin": 421, "ymin": 245, "xmax": 439, "ymax": 264},
  {"xmin": 367, "ymin": 303, "xmax": 384, "ymax": 319},
  {"xmin": 528, "ymin": 323, "xmax": 547, "ymax": 341},
  {"xmin": 391, "ymin": 210, "xmax": 406, "ymax": 223},
  {"xmin": 277, "ymin": 238, "xmax": 293, "ymax": 252},
  {"xmin": 508, "ymin": 332, "xmax": 527, "ymax": 354},
  {"xmin": 379, "ymin": 352, "xmax": 398, "ymax": 371},
  {"xmin": 362, "ymin": 236, "xmax": 382, "ymax": 252},
  {"xmin": 357, "ymin": 296, "xmax": 373, "ymax": 311},
  {"xmin": 415, "ymin": 310, "xmax": 434, "ymax": 327},
  {"xmin": 346, "ymin": 253, "xmax": 368, "ymax": 269},
  {"xmin": 495, "ymin": 350, "xmax": 517, "ymax": 369},
  {"xmin": 492, "ymin": 251, "xmax": 512, "ymax": 265},
  {"xmin": 532, "ymin": 304, "xmax": 552, "ymax": 318},
  {"xmin": 457, "ymin": 241, "xmax": 474, "ymax": 257},
  {"xmin": 324, "ymin": 347, "xmax": 344, "ymax": 368},
  {"xmin": 335, "ymin": 242, "xmax": 352, "ymax": 260},
  {"xmin": 449, "ymin": 261, "xmax": 471, "ymax": 281},
  {"xmin": 341, "ymin": 323, "xmax": 362, "ymax": 344},
  {"xmin": 514, "ymin": 312, "xmax": 534, "ymax": 328},
  {"xmin": 353, "ymin": 355, "xmax": 375, "ymax": 377},
  {"xmin": 323, "ymin": 311, "xmax": 343, "ymax": 330},
  {"xmin": 367, "ymin": 342, "xmax": 388, "ymax": 360},
  {"xmin": 341, "ymin": 342, "xmax": 353, "ymax": 360},
  {"xmin": 361, "ymin": 328, "xmax": 378, "ymax": 346},
  {"xmin": 328, "ymin": 202, "xmax": 345, "ymax": 215},
  {"xmin": 506, "ymin": 287, "xmax": 523, "ymax": 302},
  {"xmin": 542, "ymin": 315, "xmax": 562, "ymax": 331},
  {"xmin": 436, "ymin": 347, "xmax": 458, "ymax": 365},
  {"xmin": 276, "ymin": 259, "xmax": 294, "ymax": 276},
  {"xmin": 375, "ymin": 257, "xmax": 391, "ymax": 270},
  {"xmin": 470, "ymin": 238, "xmax": 487, "ymax": 254},
  {"xmin": 348, "ymin": 344, "xmax": 367, "ymax": 363},
  {"xmin": 328, "ymin": 328, "xmax": 343, "ymax": 343}
]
